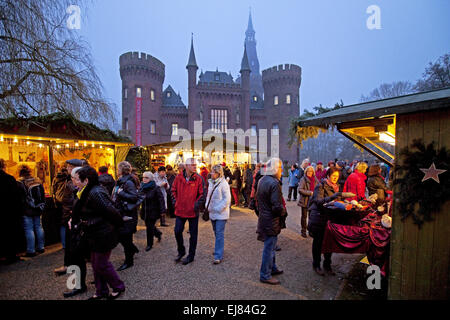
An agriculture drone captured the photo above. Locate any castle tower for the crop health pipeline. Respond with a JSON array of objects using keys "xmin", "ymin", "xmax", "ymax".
[
  {"xmin": 186, "ymin": 35, "xmax": 198, "ymax": 132},
  {"xmin": 120, "ymin": 52, "xmax": 165, "ymax": 146},
  {"xmin": 262, "ymin": 64, "xmax": 302, "ymax": 165},
  {"xmin": 240, "ymin": 45, "xmax": 251, "ymax": 129}
]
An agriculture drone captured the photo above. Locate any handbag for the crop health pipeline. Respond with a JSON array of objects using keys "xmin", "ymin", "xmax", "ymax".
[
  {"xmin": 202, "ymin": 180, "xmax": 222, "ymax": 221},
  {"xmin": 69, "ymin": 220, "xmax": 89, "ymax": 256}
]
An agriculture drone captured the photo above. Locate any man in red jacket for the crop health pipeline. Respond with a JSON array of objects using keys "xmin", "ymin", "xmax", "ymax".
[
  {"xmin": 343, "ymin": 162, "xmax": 368, "ymax": 201},
  {"xmin": 171, "ymin": 158, "xmax": 205, "ymax": 265}
]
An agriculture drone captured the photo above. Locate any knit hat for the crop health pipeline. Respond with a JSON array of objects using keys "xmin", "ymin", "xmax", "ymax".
[
  {"xmin": 65, "ymin": 159, "xmax": 83, "ymax": 166},
  {"xmin": 317, "ymin": 161, "xmax": 323, "ymax": 165}
]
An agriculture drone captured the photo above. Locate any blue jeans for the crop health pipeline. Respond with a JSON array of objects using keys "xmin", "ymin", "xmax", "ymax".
[
  {"xmin": 174, "ymin": 216, "xmax": 199, "ymax": 259},
  {"xmin": 22, "ymin": 216, "xmax": 45, "ymax": 253},
  {"xmin": 211, "ymin": 219, "xmax": 227, "ymax": 260},
  {"xmin": 60, "ymin": 225, "xmax": 66, "ymax": 249},
  {"xmin": 260, "ymin": 236, "xmax": 279, "ymax": 281}
]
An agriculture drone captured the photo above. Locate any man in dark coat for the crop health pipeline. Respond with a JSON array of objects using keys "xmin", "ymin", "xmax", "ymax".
[
  {"xmin": 0, "ymin": 159, "xmax": 22, "ymax": 264},
  {"xmin": 256, "ymin": 158, "xmax": 287, "ymax": 285},
  {"xmin": 139, "ymin": 172, "xmax": 165, "ymax": 251},
  {"xmin": 113, "ymin": 161, "xmax": 140, "ymax": 271},
  {"xmin": 242, "ymin": 164, "xmax": 253, "ymax": 207},
  {"xmin": 53, "ymin": 159, "xmax": 82, "ymax": 282},
  {"xmin": 98, "ymin": 166, "xmax": 115, "ymax": 196}
]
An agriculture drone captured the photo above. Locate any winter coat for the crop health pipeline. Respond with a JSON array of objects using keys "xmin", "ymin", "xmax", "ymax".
[
  {"xmin": 139, "ymin": 181, "xmax": 166, "ymax": 222},
  {"xmin": 343, "ymin": 171, "xmax": 367, "ymax": 201},
  {"xmin": 154, "ymin": 174, "xmax": 170, "ymax": 209},
  {"xmin": 224, "ymin": 167, "xmax": 233, "ymax": 185},
  {"xmin": 256, "ymin": 175, "xmax": 287, "ymax": 242},
  {"xmin": 200, "ymin": 168, "xmax": 209, "ymax": 191},
  {"xmin": 315, "ymin": 168, "xmax": 327, "ymax": 182},
  {"xmin": 206, "ymin": 177, "xmax": 231, "ymax": 220},
  {"xmin": 113, "ymin": 174, "xmax": 139, "ymax": 235},
  {"xmin": 98, "ymin": 173, "xmax": 115, "ymax": 196},
  {"xmin": 338, "ymin": 168, "xmax": 349, "ymax": 191},
  {"xmin": 171, "ymin": 170, "xmax": 205, "ymax": 218},
  {"xmin": 367, "ymin": 175, "xmax": 387, "ymax": 202},
  {"xmin": 17, "ymin": 177, "xmax": 45, "ymax": 217},
  {"xmin": 72, "ymin": 184, "xmax": 123, "ymax": 253},
  {"xmin": 231, "ymin": 167, "xmax": 242, "ymax": 189},
  {"xmin": 308, "ymin": 181, "xmax": 341, "ymax": 232},
  {"xmin": 0, "ymin": 170, "xmax": 21, "ymax": 220},
  {"xmin": 297, "ymin": 175, "xmax": 319, "ymax": 208},
  {"xmin": 243, "ymin": 168, "xmax": 253, "ymax": 191},
  {"xmin": 288, "ymin": 169, "xmax": 301, "ymax": 187},
  {"xmin": 52, "ymin": 172, "xmax": 76, "ymax": 224}
]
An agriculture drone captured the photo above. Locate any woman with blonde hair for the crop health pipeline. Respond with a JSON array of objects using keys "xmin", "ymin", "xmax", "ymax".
[
  {"xmin": 343, "ymin": 162, "xmax": 368, "ymax": 201},
  {"xmin": 297, "ymin": 166, "xmax": 319, "ymax": 238},
  {"xmin": 112, "ymin": 161, "xmax": 139, "ymax": 271},
  {"xmin": 206, "ymin": 164, "xmax": 231, "ymax": 264}
]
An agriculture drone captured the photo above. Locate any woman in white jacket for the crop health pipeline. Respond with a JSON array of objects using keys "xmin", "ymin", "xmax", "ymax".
[{"xmin": 206, "ymin": 164, "xmax": 231, "ymax": 264}]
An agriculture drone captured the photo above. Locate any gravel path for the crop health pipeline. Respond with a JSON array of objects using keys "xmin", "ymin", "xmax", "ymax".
[{"xmin": 0, "ymin": 179, "xmax": 362, "ymax": 300}]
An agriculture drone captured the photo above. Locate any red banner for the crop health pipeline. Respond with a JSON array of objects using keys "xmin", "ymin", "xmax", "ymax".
[{"xmin": 135, "ymin": 97, "xmax": 142, "ymax": 146}]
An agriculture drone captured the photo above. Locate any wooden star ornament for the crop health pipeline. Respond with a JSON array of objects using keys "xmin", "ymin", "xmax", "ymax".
[{"xmin": 420, "ymin": 162, "xmax": 447, "ymax": 184}]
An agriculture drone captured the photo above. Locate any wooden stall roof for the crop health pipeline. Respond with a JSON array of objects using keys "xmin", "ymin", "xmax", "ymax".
[
  {"xmin": 298, "ymin": 87, "xmax": 450, "ymax": 127},
  {"xmin": 0, "ymin": 112, "xmax": 133, "ymax": 146},
  {"xmin": 145, "ymin": 138, "xmax": 257, "ymax": 153}
]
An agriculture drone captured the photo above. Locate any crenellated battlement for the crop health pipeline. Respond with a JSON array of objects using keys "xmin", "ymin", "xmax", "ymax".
[
  {"xmin": 262, "ymin": 64, "xmax": 301, "ymax": 81},
  {"xmin": 119, "ymin": 51, "xmax": 165, "ymax": 75}
]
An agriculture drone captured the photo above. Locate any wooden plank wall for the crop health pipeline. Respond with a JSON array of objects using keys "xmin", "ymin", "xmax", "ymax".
[{"xmin": 388, "ymin": 109, "xmax": 450, "ymax": 299}]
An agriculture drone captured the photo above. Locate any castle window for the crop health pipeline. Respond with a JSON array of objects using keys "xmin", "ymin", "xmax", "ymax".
[
  {"xmin": 286, "ymin": 94, "xmax": 291, "ymax": 104},
  {"xmin": 150, "ymin": 120, "xmax": 156, "ymax": 134},
  {"xmin": 166, "ymin": 91, "xmax": 171, "ymax": 98},
  {"xmin": 251, "ymin": 124, "xmax": 257, "ymax": 136},
  {"xmin": 211, "ymin": 108, "xmax": 227, "ymax": 133},
  {"xmin": 124, "ymin": 88, "xmax": 128, "ymax": 99},
  {"xmin": 272, "ymin": 123, "xmax": 279, "ymax": 135},
  {"xmin": 150, "ymin": 89, "xmax": 155, "ymax": 101},
  {"xmin": 253, "ymin": 96, "xmax": 258, "ymax": 102},
  {"xmin": 124, "ymin": 118, "xmax": 128, "ymax": 130},
  {"xmin": 171, "ymin": 123, "xmax": 178, "ymax": 136},
  {"xmin": 274, "ymin": 95, "xmax": 279, "ymax": 106},
  {"xmin": 215, "ymin": 74, "xmax": 220, "ymax": 81},
  {"xmin": 136, "ymin": 87, "xmax": 142, "ymax": 98}
]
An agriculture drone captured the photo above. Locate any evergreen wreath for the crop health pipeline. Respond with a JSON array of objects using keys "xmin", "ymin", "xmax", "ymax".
[{"xmin": 395, "ymin": 139, "xmax": 450, "ymax": 227}]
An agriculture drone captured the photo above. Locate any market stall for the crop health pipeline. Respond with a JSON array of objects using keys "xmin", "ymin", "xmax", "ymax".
[
  {"xmin": 0, "ymin": 113, "xmax": 133, "ymax": 249},
  {"xmin": 294, "ymin": 88, "xmax": 450, "ymax": 299},
  {"xmin": 145, "ymin": 138, "xmax": 255, "ymax": 171}
]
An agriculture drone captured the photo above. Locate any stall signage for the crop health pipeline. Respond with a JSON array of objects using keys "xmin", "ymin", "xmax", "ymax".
[{"xmin": 135, "ymin": 97, "xmax": 142, "ymax": 146}]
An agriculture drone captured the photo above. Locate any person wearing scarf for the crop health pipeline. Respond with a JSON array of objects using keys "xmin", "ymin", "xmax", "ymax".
[
  {"xmin": 139, "ymin": 172, "xmax": 165, "ymax": 252},
  {"xmin": 307, "ymin": 167, "xmax": 355, "ymax": 276},
  {"xmin": 297, "ymin": 166, "xmax": 319, "ymax": 238},
  {"xmin": 70, "ymin": 166, "xmax": 125, "ymax": 300}
]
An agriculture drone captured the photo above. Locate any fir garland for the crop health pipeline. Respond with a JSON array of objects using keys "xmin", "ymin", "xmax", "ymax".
[{"xmin": 394, "ymin": 139, "xmax": 450, "ymax": 227}]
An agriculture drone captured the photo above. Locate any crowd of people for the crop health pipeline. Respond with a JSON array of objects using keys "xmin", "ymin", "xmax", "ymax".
[{"xmin": 0, "ymin": 155, "xmax": 392, "ymax": 296}]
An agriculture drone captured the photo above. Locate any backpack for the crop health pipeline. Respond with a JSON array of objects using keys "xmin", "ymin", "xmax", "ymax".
[{"xmin": 23, "ymin": 180, "xmax": 45, "ymax": 213}]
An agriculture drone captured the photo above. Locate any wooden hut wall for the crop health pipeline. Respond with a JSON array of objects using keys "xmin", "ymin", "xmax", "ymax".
[{"xmin": 389, "ymin": 108, "xmax": 450, "ymax": 299}]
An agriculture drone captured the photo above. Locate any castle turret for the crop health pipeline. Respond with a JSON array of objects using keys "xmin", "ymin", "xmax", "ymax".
[
  {"xmin": 262, "ymin": 64, "xmax": 302, "ymax": 165},
  {"xmin": 187, "ymin": 35, "xmax": 198, "ymax": 132},
  {"xmin": 120, "ymin": 51, "xmax": 165, "ymax": 145}
]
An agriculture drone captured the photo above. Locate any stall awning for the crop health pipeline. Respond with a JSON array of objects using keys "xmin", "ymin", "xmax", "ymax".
[
  {"xmin": 299, "ymin": 88, "xmax": 450, "ymax": 128},
  {"xmin": 297, "ymin": 88, "xmax": 450, "ymax": 166}
]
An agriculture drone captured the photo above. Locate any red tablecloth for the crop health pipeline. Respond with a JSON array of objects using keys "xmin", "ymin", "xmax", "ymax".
[{"xmin": 322, "ymin": 215, "xmax": 391, "ymax": 276}]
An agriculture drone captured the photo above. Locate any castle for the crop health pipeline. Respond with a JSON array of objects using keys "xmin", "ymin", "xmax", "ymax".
[{"xmin": 120, "ymin": 12, "xmax": 301, "ymax": 165}]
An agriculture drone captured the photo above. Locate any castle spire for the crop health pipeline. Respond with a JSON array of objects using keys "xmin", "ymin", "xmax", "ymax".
[
  {"xmin": 186, "ymin": 33, "xmax": 198, "ymax": 69},
  {"xmin": 240, "ymin": 45, "xmax": 251, "ymax": 73},
  {"xmin": 245, "ymin": 8, "xmax": 255, "ymax": 41}
]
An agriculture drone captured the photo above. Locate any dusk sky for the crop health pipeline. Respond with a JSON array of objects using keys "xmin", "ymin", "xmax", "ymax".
[{"xmin": 77, "ymin": 0, "xmax": 450, "ymax": 128}]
